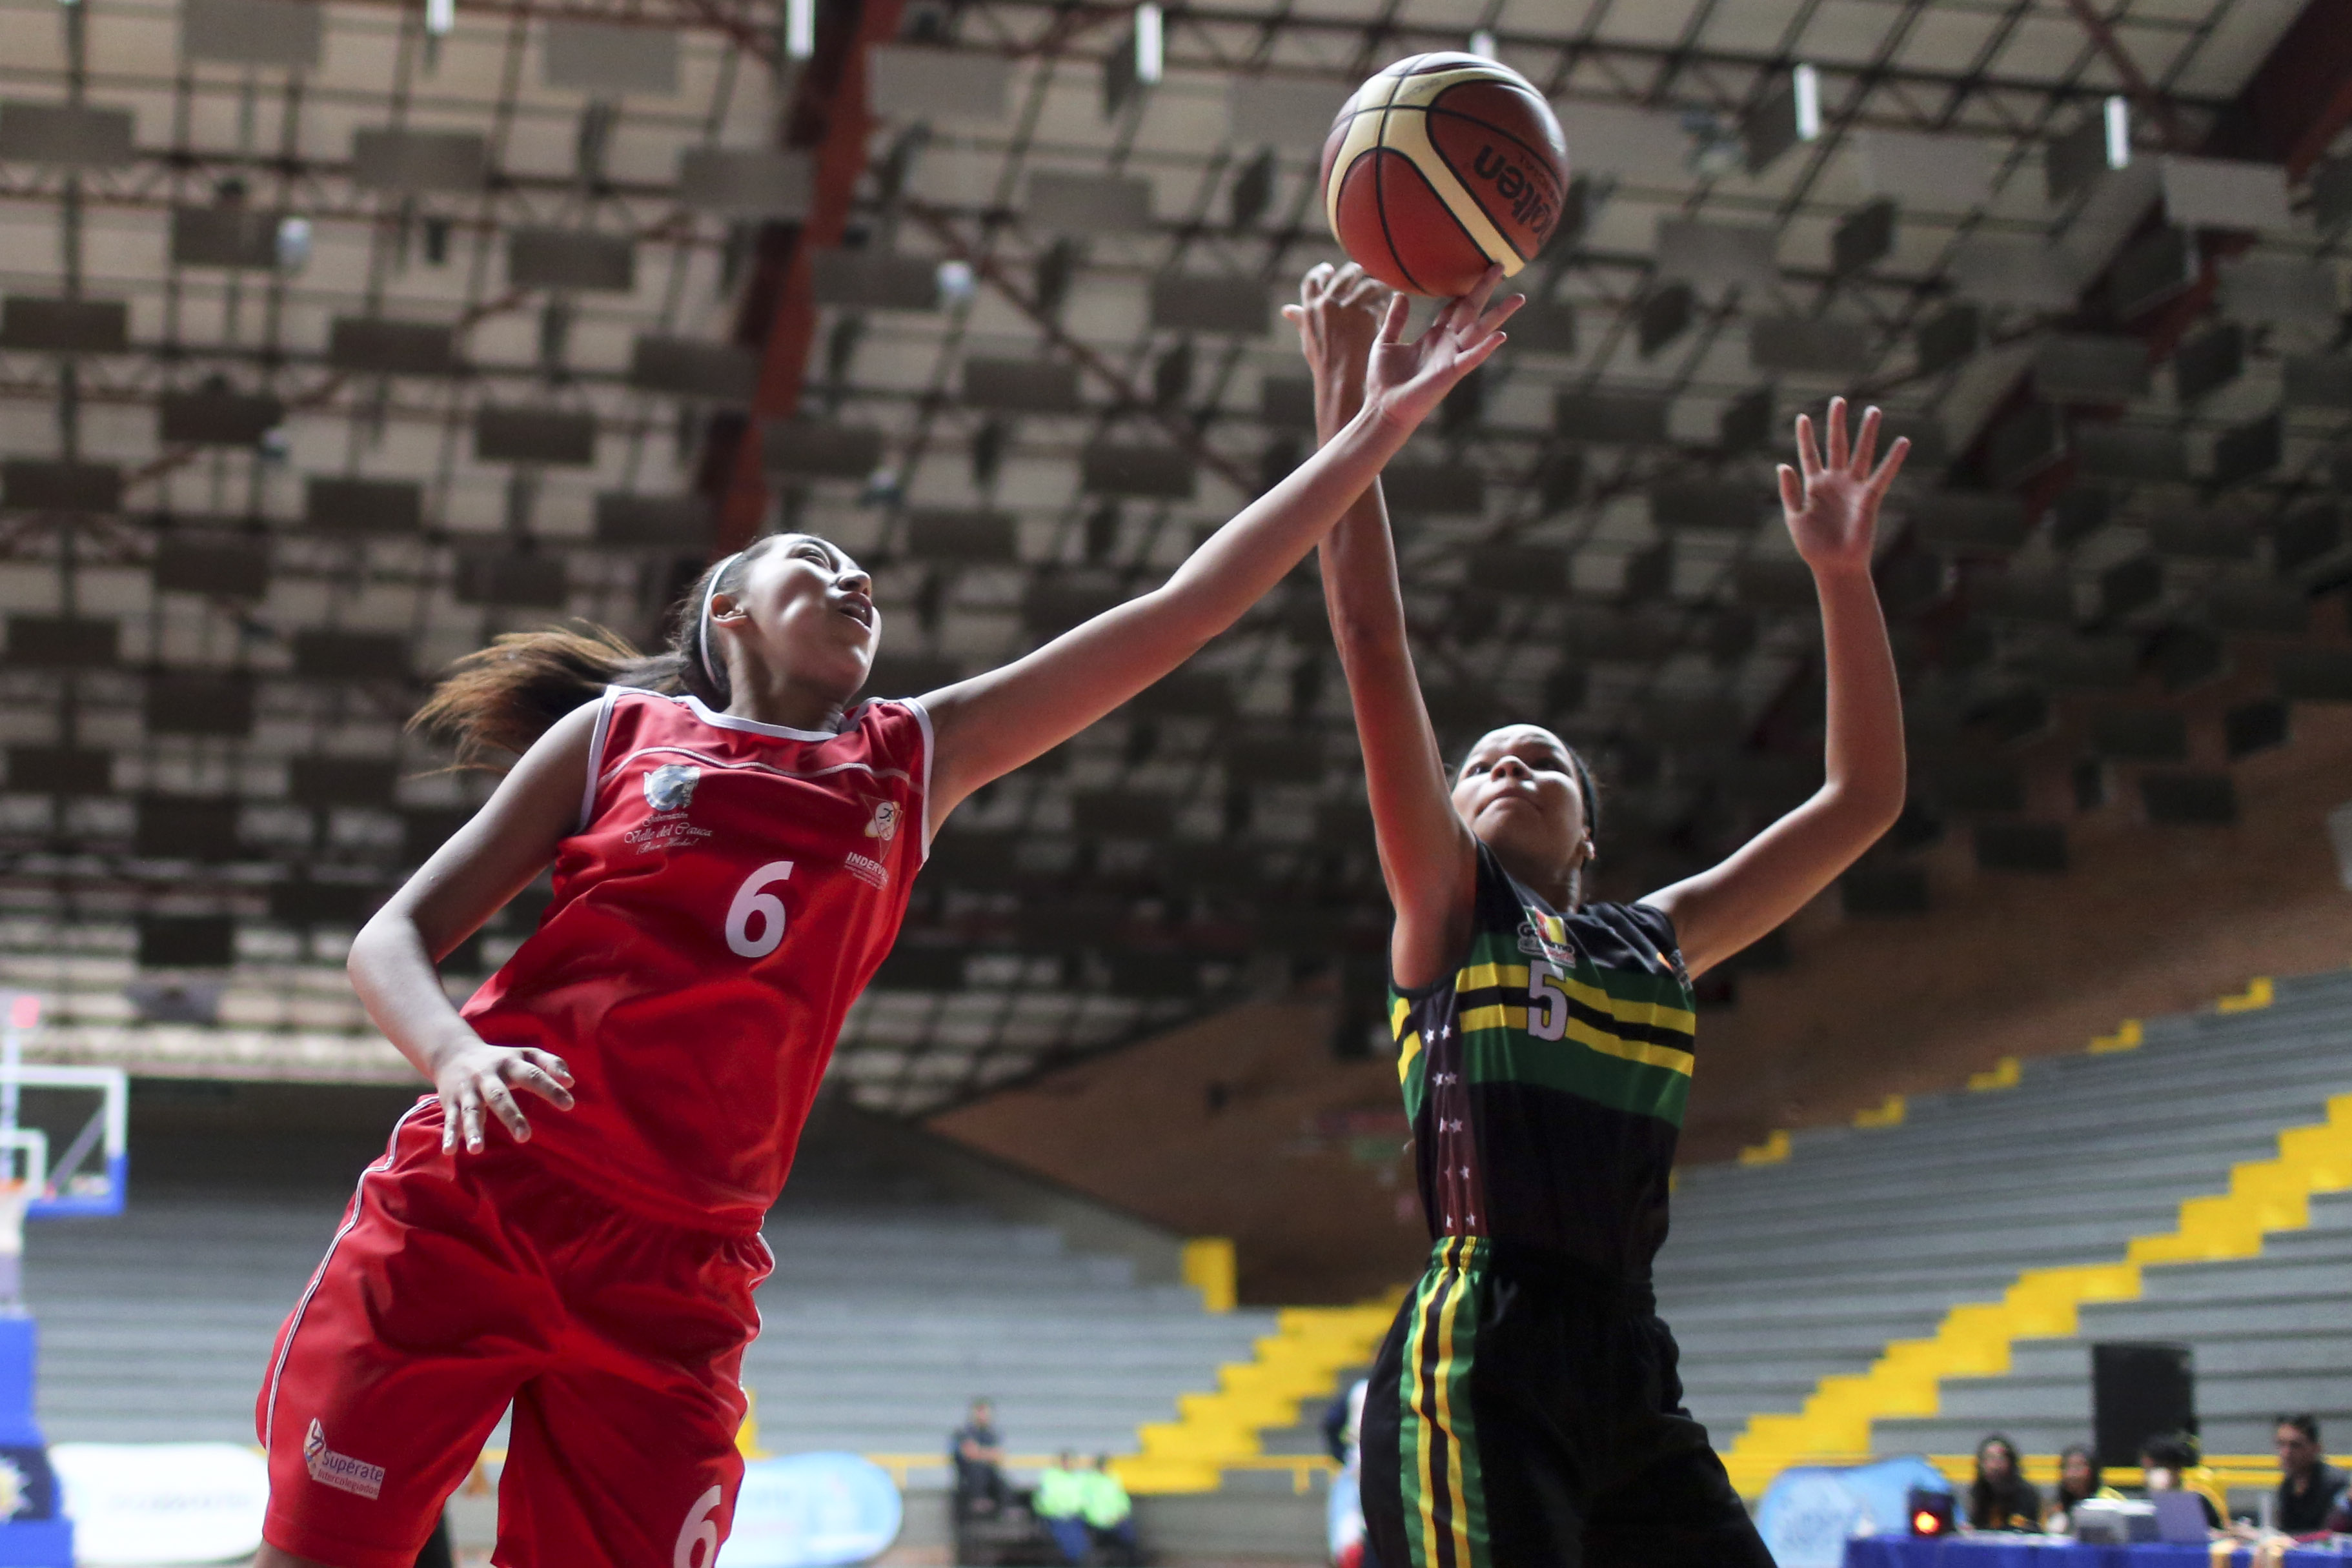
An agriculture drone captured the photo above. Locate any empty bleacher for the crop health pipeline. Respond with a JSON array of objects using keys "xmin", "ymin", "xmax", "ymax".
[
  {"xmin": 1654, "ymin": 969, "xmax": 2352, "ymax": 1467},
  {"xmin": 25, "ymin": 1091, "xmax": 1270, "ymax": 1462}
]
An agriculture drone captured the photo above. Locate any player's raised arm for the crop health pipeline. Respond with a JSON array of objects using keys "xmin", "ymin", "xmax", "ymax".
[
  {"xmin": 913, "ymin": 268, "xmax": 1521, "ymax": 839},
  {"xmin": 1638, "ymin": 398, "xmax": 1909, "ymax": 976}
]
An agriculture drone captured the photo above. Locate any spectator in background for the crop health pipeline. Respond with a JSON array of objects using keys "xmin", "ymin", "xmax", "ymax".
[
  {"xmin": 1033, "ymin": 1451, "xmax": 1092, "ymax": 1565},
  {"xmin": 950, "ymin": 1398, "xmax": 1011, "ymax": 1516},
  {"xmin": 2141, "ymin": 1432, "xmax": 2225, "ymax": 1529},
  {"xmin": 1967, "ymin": 1434, "xmax": 2042, "ymax": 1531},
  {"xmin": 2276, "ymin": 1414, "xmax": 2347, "ymax": 1535},
  {"xmin": 2045, "ymin": 1444, "xmax": 2122, "ymax": 1533},
  {"xmin": 1082, "ymin": 1453, "xmax": 1139, "ymax": 1566}
]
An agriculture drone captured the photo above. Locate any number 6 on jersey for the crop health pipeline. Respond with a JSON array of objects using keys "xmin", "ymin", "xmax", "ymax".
[{"xmin": 725, "ymin": 861, "xmax": 795, "ymax": 958}]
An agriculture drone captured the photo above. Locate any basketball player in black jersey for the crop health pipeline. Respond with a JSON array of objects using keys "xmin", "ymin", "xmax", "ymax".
[{"xmin": 1286, "ymin": 263, "xmax": 1910, "ymax": 1568}]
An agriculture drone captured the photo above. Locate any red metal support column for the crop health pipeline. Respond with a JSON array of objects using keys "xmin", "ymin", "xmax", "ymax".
[{"xmin": 707, "ymin": 0, "xmax": 906, "ymax": 556}]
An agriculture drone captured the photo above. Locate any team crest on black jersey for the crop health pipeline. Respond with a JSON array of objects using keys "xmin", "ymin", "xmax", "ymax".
[
  {"xmin": 1517, "ymin": 909, "xmax": 1575, "ymax": 967},
  {"xmin": 644, "ymin": 764, "xmax": 700, "ymax": 814}
]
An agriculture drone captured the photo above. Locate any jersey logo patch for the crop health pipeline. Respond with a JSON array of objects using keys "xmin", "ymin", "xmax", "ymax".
[
  {"xmin": 864, "ymin": 797, "xmax": 900, "ymax": 843},
  {"xmin": 305, "ymin": 1418, "xmax": 385, "ymax": 1500},
  {"xmin": 1517, "ymin": 912, "xmax": 1575, "ymax": 967},
  {"xmin": 644, "ymin": 763, "xmax": 702, "ymax": 814}
]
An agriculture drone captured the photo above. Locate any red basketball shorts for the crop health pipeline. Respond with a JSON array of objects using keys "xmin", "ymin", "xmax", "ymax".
[{"xmin": 256, "ymin": 1101, "xmax": 774, "ymax": 1568}]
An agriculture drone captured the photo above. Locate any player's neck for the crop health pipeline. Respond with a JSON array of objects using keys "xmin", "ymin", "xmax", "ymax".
[
  {"xmin": 1485, "ymin": 836, "xmax": 1576, "ymax": 910},
  {"xmin": 720, "ymin": 666, "xmax": 851, "ymax": 734}
]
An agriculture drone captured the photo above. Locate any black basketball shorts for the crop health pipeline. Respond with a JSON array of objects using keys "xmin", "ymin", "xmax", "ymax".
[{"xmin": 1359, "ymin": 1236, "xmax": 1773, "ymax": 1568}]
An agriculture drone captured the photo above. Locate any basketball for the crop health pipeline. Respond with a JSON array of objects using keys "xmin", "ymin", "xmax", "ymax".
[{"xmin": 1321, "ymin": 52, "xmax": 1570, "ymax": 297}]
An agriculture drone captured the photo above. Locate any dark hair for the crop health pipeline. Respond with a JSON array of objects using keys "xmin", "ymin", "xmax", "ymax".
[
  {"xmin": 409, "ymin": 542, "xmax": 773, "ymax": 765},
  {"xmin": 2141, "ymin": 1432, "xmax": 2200, "ymax": 1470},
  {"xmin": 2057, "ymin": 1444, "xmax": 2102, "ymax": 1505},
  {"xmin": 2280, "ymin": 1414, "xmax": 2322, "ymax": 1445},
  {"xmin": 1455, "ymin": 726, "xmax": 1604, "ymax": 857},
  {"xmin": 1969, "ymin": 1434, "xmax": 2037, "ymax": 1531}
]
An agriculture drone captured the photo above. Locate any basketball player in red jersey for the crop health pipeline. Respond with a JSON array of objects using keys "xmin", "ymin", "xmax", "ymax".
[{"xmin": 252, "ymin": 270, "xmax": 1521, "ymax": 1568}]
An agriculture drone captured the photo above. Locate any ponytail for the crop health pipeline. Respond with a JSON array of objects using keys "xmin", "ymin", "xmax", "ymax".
[{"xmin": 410, "ymin": 541, "xmax": 772, "ymax": 766}]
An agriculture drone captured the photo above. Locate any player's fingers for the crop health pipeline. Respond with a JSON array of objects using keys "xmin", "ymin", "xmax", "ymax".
[
  {"xmin": 441, "ymin": 1096, "xmax": 459, "ymax": 1152},
  {"xmin": 481, "ymin": 1074, "xmax": 531, "ymax": 1141},
  {"xmin": 1468, "ymin": 292, "xmax": 1526, "ymax": 346},
  {"xmin": 1454, "ymin": 330, "xmax": 1508, "ymax": 375},
  {"xmin": 521, "ymin": 1047, "xmax": 575, "ymax": 1087},
  {"xmin": 1302, "ymin": 261, "xmax": 1334, "ymax": 303},
  {"xmin": 1459, "ymin": 263, "xmax": 1505, "ymax": 320},
  {"xmin": 458, "ymin": 1087, "xmax": 484, "ymax": 1154},
  {"xmin": 1778, "ymin": 463, "xmax": 1805, "ymax": 515},
  {"xmin": 1795, "ymin": 414, "xmax": 1823, "ymax": 478},
  {"xmin": 1851, "ymin": 405, "xmax": 1882, "ymax": 474},
  {"xmin": 1825, "ymin": 396, "xmax": 1849, "ymax": 469},
  {"xmin": 511, "ymin": 1063, "xmax": 576, "ymax": 1111},
  {"xmin": 1865, "ymin": 436, "xmax": 1912, "ymax": 499},
  {"xmin": 1341, "ymin": 276, "xmax": 1385, "ymax": 311},
  {"xmin": 1377, "ymin": 294, "xmax": 1410, "ymax": 343}
]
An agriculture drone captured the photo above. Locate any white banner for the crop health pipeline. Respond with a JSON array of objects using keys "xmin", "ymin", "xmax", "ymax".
[{"xmin": 50, "ymin": 1442, "xmax": 267, "ymax": 1566}]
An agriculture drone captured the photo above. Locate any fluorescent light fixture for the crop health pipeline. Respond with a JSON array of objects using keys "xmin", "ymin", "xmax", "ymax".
[
  {"xmin": 1469, "ymin": 29, "xmax": 1497, "ymax": 59},
  {"xmin": 2104, "ymin": 94, "xmax": 2131, "ymax": 169},
  {"xmin": 424, "ymin": 0, "xmax": 452, "ymax": 35},
  {"xmin": 1135, "ymin": 3, "xmax": 1163, "ymax": 86},
  {"xmin": 784, "ymin": 0, "xmax": 815, "ymax": 61},
  {"xmin": 1793, "ymin": 63, "xmax": 1821, "ymax": 143}
]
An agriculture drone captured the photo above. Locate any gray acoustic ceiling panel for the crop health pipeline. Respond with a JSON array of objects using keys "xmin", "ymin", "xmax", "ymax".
[
  {"xmin": 1148, "ymin": 274, "xmax": 1268, "ymax": 336},
  {"xmin": 1949, "ymin": 238, "xmax": 2079, "ymax": 308},
  {"xmin": 1080, "ymin": 443, "xmax": 1195, "ymax": 500},
  {"xmin": 0, "ymin": 101, "xmax": 136, "ymax": 168},
  {"xmin": 1732, "ymin": 558, "xmax": 1816, "ymax": 610},
  {"xmin": 159, "ymin": 389, "xmax": 283, "ymax": 446},
  {"xmin": 474, "ymin": 407, "xmax": 598, "ymax": 467},
  {"xmin": 810, "ymin": 250, "xmax": 938, "ymax": 311},
  {"xmin": 134, "ymin": 798, "xmax": 242, "ymax": 859},
  {"xmin": 1225, "ymin": 76, "xmax": 1341, "ymax": 150},
  {"xmin": 2281, "ymin": 356, "xmax": 2352, "ymax": 410},
  {"xmin": 1832, "ymin": 199, "xmax": 1896, "ymax": 277},
  {"xmin": 7, "ymin": 746, "xmax": 112, "ymax": 796},
  {"xmin": 2107, "ymin": 226, "xmax": 2195, "ymax": 320},
  {"xmin": 542, "ymin": 20, "xmax": 678, "ymax": 96},
  {"xmin": 1915, "ymin": 305, "xmax": 1980, "ymax": 375},
  {"xmin": 1976, "ymin": 574, "xmax": 2074, "ymax": 624},
  {"xmin": 1637, "ymin": 283, "xmax": 1694, "ymax": 357},
  {"xmin": 145, "ymin": 672, "xmax": 256, "ymax": 737},
  {"xmin": 2035, "ymin": 636, "xmax": 2140, "ymax": 692},
  {"xmin": 906, "ymin": 510, "xmax": 1018, "ymax": 563},
  {"xmin": 154, "ymin": 535, "xmax": 270, "ymax": 598},
  {"xmin": 292, "ymin": 628, "xmax": 409, "ymax": 679},
  {"xmin": 1987, "ymin": 401, "xmax": 2065, "ymax": 488},
  {"xmin": 1975, "ymin": 820, "xmax": 2067, "ymax": 873},
  {"xmin": 1654, "ymin": 219, "xmax": 1776, "ymax": 288},
  {"xmin": 1465, "ymin": 545, "xmax": 1570, "ymax": 596},
  {"xmin": 962, "ymin": 358, "xmax": 1081, "ymax": 415},
  {"xmin": 1022, "ymin": 575, "xmax": 1126, "ymax": 635},
  {"xmin": 2098, "ymin": 556, "xmax": 2164, "ymax": 618},
  {"xmin": 291, "ymin": 761, "xmax": 402, "ymax": 809},
  {"xmin": 170, "ymin": 206, "xmax": 282, "ymax": 269},
  {"xmin": 305, "ymin": 476, "xmax": 421, "ymax": 532},
  {"xmin": 1856, "ymin": 128, "xmax": 1992, "ymax": 210},
  {"xmin": 180, "ymin": 0, "xmax": 323, "ymax": 70},
  {"xmin": 2173, "ymin": 323, "xmax": 2243, "ymax": 401},
  {"xmin": 1259, "ymin": 376, "xmax": 1315, "ymax": 430},
  {"xmin": 2158, "ymin": 155, "xmax": 2291, "ymax": 232},
  {"xmin": 1720, "ymin": 385, "xmax": 1769, "ymax": 456},
  {"xmin": 6, "ymin": 616, "xmax": 117, "ymax": 667},
  {"xmin": 2147, "ymin": 514, "xmax": 2253, "ymax": 559},
  {"xmin": 764, "ymin": 421, "xmax": 884, "ymax": 478},
  {"xmin": 1742, "ymin": 70, "xmax": 1812, "ymax": 175},
  {"xmin": 2071, "ymin": 425, "xmax": 2186, "ymax": 483},
  {"xmin": 594, "ymin": 492, "xmax": 709, "ymax": 547},
  {"xmin": 868, "ymin": 45, "xmax": 1012, "ymax": 123},
  {"xmin": 1556, "ymin": 391, "xmax": 1668, "ymax": 445},
  {"xmin": 1912, "ymin": 492, "xmax": 2029, "ymax": 551},
  {"xmin": 327, "ymin": 317, "xmax": 458, "ymax": 376},
  {"xmin": 1026, "ymin": 172, "xmax": 1153, "ymax": 235},
  {"xmin": 1511, "ymin": 299, "xmax": 1576, "ymax": 356},
  {"xmin": 507, "ymin": 229, "xmax": 635, "ymax": 293},
  {"xmin": 628, "ymin": 337, "xmax": 758, "ymax": 403},
  {"xmin": 1648, "ymin": 480, "xmax": 1761, "ymax": 533},
  {"xmin": 2217, "ymin": 256, "xmax": 2338, "ymax": 325},
  {"xmin": 453, "ymin": 550, "xmax": 569, "ymax": 608},
  {"xmin": 2, "ymin": 459, "xmax": 121, "ymax": 512},
  {"xmin": 1382, "ymin": 463, "xmax": 1485, "ymax": 518},
  {"xmin": 676, "ymin": 148, "xmax": 813, "ymax": 219},
  {"xmin": 2210, "ymin": 411, "xmax": 2282, "ymax": 489},
  {"xmin": 2276, "ymin": 503, "xmax": 2347, "ymax": 575},
  {"xmin": 1748, "ymin": 317, "xmax": 1872, "ymax": 376},
  {"xmin": 350, "ymin": 128, "xmax": 489, "ymax": 194},
  {"xmin": 2044, "ymin": 112, "xmax": 2117, "ymax": 205},
  {"xmin": 0, "ymin": 297, "xmax": 128, "ymax": 353},
  {"xmin": 2033, "ymin": 335, "xmax": 2149, "ymax": 403}
]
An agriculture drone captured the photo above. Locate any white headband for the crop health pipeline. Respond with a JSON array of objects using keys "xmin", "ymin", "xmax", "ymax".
[{"xmin": 697, "ymin": 552, "xmax": 743, "ymax": 694}]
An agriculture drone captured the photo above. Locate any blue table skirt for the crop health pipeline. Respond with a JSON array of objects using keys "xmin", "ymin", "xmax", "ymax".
[{"xmin": 1846, "ymin": 1540, "xmax": 2347, "ymax": 1568}]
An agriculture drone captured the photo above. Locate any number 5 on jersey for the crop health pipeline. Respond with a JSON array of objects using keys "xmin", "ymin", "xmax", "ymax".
[
  {"xmin": 725, "ymin": 861, "xmax": 795, "ymax": 958},
  {"xmin": 1528, "ymin": 964, "xmax": 1570, "ymax": 1041}
]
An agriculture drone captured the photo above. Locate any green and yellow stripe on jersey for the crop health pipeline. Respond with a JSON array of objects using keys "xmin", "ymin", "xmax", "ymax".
[{"xmin": 1397, "ymin": 1236, "xmax": 1488, "ymax": 1568}]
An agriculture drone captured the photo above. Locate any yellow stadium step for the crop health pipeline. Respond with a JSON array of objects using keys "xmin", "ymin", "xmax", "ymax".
[
  {"xmin": 1721, "ymin": 1091, "xmax": 2352, "ymax": 1496},
  {"xmin": 1117, "ymin": 1300, "xmax": 1399, "ymax": 1494}
]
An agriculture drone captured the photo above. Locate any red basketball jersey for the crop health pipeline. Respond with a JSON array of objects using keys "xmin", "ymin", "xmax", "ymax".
[{"xmin": 458, "ymin": 688, "xmax": 931, "ymax": 1231}]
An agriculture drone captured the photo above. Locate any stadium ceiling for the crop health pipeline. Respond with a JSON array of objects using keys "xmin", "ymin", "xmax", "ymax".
[{"xmin": 3, "ymin": 0, "xmax": 2350, "ymax": 1116}]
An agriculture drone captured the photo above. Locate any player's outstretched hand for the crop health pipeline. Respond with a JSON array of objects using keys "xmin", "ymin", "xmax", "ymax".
[
  {"xmin": 434, "ymin": 1038, "xmax": 576, "ymax": 1154},
  {"xmin": 1362, "ymin": 264, "xmax": 1521, "ymax": 435},
  {"xmin": 1281, "ymin": 261, "xmax": 1388, "ymax": 430},
  {"xmin": 1778, "ymin": 397, "xmax": 1908, "ymax": 578}
]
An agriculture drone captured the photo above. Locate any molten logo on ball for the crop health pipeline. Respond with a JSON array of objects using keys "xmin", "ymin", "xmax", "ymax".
[{"xmin": 1322, "ymin": 52, "xmax": 1570, "ymax": 297}]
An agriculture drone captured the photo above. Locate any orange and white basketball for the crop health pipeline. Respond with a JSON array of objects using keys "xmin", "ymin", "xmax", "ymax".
[{"xmin": 1321, "ymin": 53, "xmax": 1571, "ymax": 297}]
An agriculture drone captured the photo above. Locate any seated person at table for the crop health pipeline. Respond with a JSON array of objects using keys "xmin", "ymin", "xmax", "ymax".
[
  {"xmin": 2141, "ymin": 1432, "xmax": 2225, "ymax": 1529},
  {"xmin": 1967, "ymin": 1434, "xmax": 2041, "ymax": 1531},
  {"xmin": 2276, "ymin": 1414, "xmax": 2349, "ymax": 1536},
  {"xmin": 2045, "ymin": 1443, "xmax": 2122, "ymax": 1533}
]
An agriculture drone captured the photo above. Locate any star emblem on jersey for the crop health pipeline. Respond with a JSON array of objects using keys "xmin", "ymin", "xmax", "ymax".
[{"xmin": 644, "ymin": 763, "xmax": 701, "ymax": 814}]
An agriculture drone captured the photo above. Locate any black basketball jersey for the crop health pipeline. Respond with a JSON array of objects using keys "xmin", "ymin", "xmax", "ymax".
[{"xmin": 1389, "ymin": 843, "xmax": 1697, "ymax": 1280}]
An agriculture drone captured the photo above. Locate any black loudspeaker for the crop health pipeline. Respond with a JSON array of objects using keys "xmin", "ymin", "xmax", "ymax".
[{"xmin": 2093, "ymin": 1342, "xmax": 2195, "ymax": 1468}]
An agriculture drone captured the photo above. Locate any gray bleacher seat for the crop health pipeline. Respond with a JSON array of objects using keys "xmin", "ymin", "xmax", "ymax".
[{"xmin": 1654, "ymin": 969, "xmax": 2352, "ymax": 1455}]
